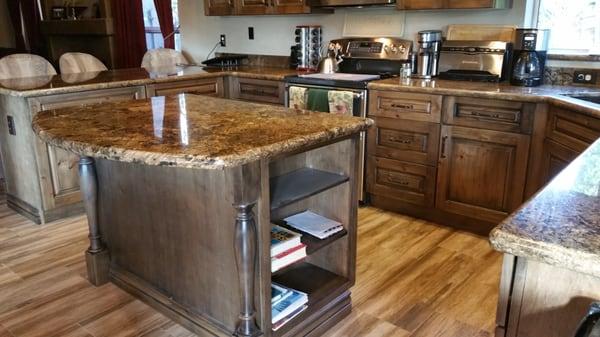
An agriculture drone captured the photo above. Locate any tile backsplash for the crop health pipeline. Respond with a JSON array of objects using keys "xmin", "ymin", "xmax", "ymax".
[{"xmin": 545, "ymin": 67, "xmax": 600, "ymax": 86}]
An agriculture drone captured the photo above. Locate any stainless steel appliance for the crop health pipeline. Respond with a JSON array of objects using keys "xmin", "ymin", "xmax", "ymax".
[
  {"xmin": 310, "ymin": 0, "xmax": 394, "ymax": 8},
  {"xmin": 438, "ymin": 40, "xmax": 512, "ymax": 82},
  {"xmin": 510, "ymin": 28, "xmax": 550, "ymax": 87},
  {"xmin": 294, "ymin": 26, "xmax": 322, "ymax": 71},
  {"xmin": 284, "ymin": 37, "xmax": 413, "ymax": 202},
  {"xmin": 413, "ymin": 30, "xmax": 443, "ymax": 79}
]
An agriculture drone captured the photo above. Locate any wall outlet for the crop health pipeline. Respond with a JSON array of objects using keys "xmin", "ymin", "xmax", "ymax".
[
  {"xmin": 573, "ymin": 70, "xmax": 597, "ymax": 84},
  {"xmin": 248, "ymin": 27, "xmax": 254, "ymax": 40},
  {"xmin": 220, "ymin": 34, "xmax": 226, "ymax": 47}
]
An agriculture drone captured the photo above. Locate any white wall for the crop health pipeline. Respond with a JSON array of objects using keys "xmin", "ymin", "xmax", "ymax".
[
  {"xmin": 0, "ymin": 0, "xmax": 15, "ymax": 48},
  {"xmin": 180, "ymin": 0, "xmax": 527, "ymax": 63}
]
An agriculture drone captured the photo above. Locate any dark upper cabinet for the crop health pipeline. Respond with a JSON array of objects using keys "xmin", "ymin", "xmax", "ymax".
[
  {"xmin": 205, "ymin": 0, "xmax": 329, "ymax": 15},
  {"xmin": 204, "ymin": 0, "xmax": 235, "ymax": 15},
  {"xmin": 397, "ymin": 0, "xmax": 511, "ymax": 9}
]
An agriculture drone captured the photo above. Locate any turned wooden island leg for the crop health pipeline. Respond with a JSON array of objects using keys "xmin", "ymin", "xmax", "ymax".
[
  {"xmin": 234, "ymin": 203, "xmax": 261, "ymax": 337},
  {"xmin": 79, "ymin": 156, "xmax": 109, "ymax": 286}
]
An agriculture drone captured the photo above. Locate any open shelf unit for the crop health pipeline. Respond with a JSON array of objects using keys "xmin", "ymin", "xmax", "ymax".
[{"xmin": 267, "ymin": 138, "xmax": 358, "ymax": 335}]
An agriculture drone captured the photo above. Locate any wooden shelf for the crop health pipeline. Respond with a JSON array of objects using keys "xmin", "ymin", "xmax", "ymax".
[
  {"xmin": 273, "ymin": 220, "xmax": 347, "ymax": 255},
  {"xmin": 270, "ymin": 168, "xmax": 349, "ymax": 211},
  {"xmin": 271, "ymin": 262, "xmax": 350, "ymax": 336}
]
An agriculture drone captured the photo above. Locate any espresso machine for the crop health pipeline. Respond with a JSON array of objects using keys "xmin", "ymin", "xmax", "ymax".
[
  {"xmin": 413, "ymin": 30, "xmax": 443, "ymax": 79},
  {"xmin": 510, "ymin": 28, "xmax": 550, "ymax": 87}
]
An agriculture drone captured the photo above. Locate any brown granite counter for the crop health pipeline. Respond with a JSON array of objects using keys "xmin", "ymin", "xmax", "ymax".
[
  {"xmin": 32, "ymin": 94, "xmax": 372, "ymax": 170},
  {"xmin": 0, "ymin": 65, "xmax": 300, "ymax": 97},
  {"xmin": 369, "ymin": 78, "xmax": 600, "ymax": 118},
  {"xmin": 490, "ymin": 138, "xmax": 600, "ymax": 278}
]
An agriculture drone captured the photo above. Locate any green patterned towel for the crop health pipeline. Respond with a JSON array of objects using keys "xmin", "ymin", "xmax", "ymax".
[{"xmin": 306, "ymin": 88, "xmax": 330, "ymax": 112}]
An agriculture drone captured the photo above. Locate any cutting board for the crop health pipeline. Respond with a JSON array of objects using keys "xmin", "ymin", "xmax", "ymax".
[{"xmin": 446, "ymin": 24, "xmax": 517, "ymax": 42}]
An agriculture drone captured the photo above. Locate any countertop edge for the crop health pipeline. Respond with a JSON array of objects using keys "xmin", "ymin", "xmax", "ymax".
[
  {"xmin": 33, "ymin": 118, "xmax": 373, "ymax": 170},
  {"xmin": 490, "ymin": 228, "xmax": 600, "ymax": 278}
]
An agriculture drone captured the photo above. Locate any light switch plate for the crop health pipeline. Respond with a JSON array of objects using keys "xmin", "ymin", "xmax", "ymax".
[{"xmin": 573, "ymin": 70, "xmax": 597, "ymax": 84}]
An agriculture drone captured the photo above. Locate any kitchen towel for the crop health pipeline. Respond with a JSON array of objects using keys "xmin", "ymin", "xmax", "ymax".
[
  {"xmin": 306, "ymin": 88, "xmax": 330, "ymax": 113},
  {"xmin": 328, "ymin": 90, "xmax": 354, "ymax": 115},
  {"xmin": 289, "ymin": 86, "xmax": 307, "ymax": 110}
]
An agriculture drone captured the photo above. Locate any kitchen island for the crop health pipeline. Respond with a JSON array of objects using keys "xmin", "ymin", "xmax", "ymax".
[
  {"xmin": 490, "ymin": 137, "xmax": 600, "ymax": 337},
  {"xmin": 32, "ymin": 94, "xmax": 372, "ymax": 337}
]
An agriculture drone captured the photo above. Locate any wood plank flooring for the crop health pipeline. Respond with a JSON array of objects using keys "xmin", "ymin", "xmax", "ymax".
[{"xmin": 0, "ymin": 196, "xmax": 501, "ymax": 337}]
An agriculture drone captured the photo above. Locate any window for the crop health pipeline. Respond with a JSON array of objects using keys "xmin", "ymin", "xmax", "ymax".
[
  {"xmin": 142, "ymin": 0, "xmax": 181, "ymax": 50},
  {"xmin": 533, "ymin": 0, "xmax": 600, "ymax": 55}
]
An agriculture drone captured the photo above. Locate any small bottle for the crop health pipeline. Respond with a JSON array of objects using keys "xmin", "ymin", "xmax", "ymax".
[{"xmin": 400, "ymin": 62, "xmax": 412, "ymax": 79}]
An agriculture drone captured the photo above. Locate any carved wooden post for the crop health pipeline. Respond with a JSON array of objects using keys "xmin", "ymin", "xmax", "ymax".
[
  {"xmin": 234, "ymin": 203, "xmax": 260, "ymax": 337},
  {"xmin": 79, "ymin": 156, "xmax": 109, "ymax": 286},
  {"xmin": 232, "ymin": 163, "xmax": 261, "ymax": 337}
]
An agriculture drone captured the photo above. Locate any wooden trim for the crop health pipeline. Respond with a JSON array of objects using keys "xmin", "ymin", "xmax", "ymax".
[
  {"xmin": 6, "ymin": 193, "xmax": 41, "ymax": 224},
  {"xmin": 523, "ymin": 103, "xmax": 548, "ymax": 199}
]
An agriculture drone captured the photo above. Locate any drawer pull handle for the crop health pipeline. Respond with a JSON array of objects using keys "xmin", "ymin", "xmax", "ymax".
[
  {"xmin": 387, "ymin": 137, "xmax": 412, "ymax": 144},
  {"xmin": 391, "ymin": 103, "xmax": 414, "ymax": 110},
  {"xmin": 441, "ymin": 136, "xmax": 448, "ymax": 158},
  {"xmin": 471, "ymin": 111, "xmax": 501, "ymax": 119}
]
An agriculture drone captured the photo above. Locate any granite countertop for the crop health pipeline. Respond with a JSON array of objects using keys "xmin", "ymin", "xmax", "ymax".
[
  {"xmin": 0, "ymin": 65, "xmax": 300, "ymax": 97},
  {"xmin": 32, "ymin": 94, "xmax": 372, "ymax": 170},
  {"xmin": 490, "ymin": 139, "xmax": 600, "ymax": 278},
  {"xmin": 369, "ymin": 78, "xmax": 600, "ymax": 118}
]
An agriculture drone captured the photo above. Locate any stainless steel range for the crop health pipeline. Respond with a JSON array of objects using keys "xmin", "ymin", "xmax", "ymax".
[{"xmin": 284, "ymin": 37, "xmax": 413, "ymax": 202}]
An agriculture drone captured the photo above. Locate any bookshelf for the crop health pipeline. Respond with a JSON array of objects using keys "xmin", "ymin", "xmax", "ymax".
[{"xmin": 266, "ymin": 137, "xmax": 359, "ymax": 336}]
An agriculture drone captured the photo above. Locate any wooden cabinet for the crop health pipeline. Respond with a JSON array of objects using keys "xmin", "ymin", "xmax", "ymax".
[
  {"xmin": 205, "ymin": 0, "xmax": 235, "ymax": 15},
  {"xmin": 28, "ymin": 86, "xmax": 146, "ymax": 223},
  {"xmin": 546, "ymin": 106, "xmax": 600, "ymax": 150},
  {"xmin": 146, "ymin": 78, "xmax": 224, "ymax": 97},
  {"xmin": 540, "ymin": 139, "xmax": 583, "ymax": 185},
  {"xmin": 397, "ymin": 0, "xmax": 511, "ymax": 9},
  {"xmin": 436, "ymin": 126, "xmax": 530, "ymax": 224},
  {"xmin": 369, "ymin": 90, "xmax": 442, "ymax": 123},
  {"xmin": 229, "ymin": 78, "xmax": 285, "ymax": 105},
  {"xmin": 205, "ymin": 0, "xmax": 325, "ymax": 16}
]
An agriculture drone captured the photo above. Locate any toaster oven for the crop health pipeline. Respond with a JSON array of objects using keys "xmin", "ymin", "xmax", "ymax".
[{"xmin": 438, "ymin": 41, "xmax": 512, "ymax": 82}]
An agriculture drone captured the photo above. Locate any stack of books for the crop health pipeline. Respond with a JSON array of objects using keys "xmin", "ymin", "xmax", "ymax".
[
  {"xmin": 284, "ymin": 210, "xmax": 344, "ymax": 239},
  {"xmin": 271, "ymin": 283, "xmax": 308, "ymax": 331},
  {"xmin": 271, "ymin": 224, "xmax": 306, "ymax": 272}
]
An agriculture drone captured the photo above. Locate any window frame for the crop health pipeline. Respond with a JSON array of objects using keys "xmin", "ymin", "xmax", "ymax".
[{"xmin": 525, "ymin": 0, "xmax": 600, "ymax": 57}]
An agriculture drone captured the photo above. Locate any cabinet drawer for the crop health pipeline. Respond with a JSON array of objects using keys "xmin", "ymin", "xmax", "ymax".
[
  {"xmin": 443, "ymin": 96, "xmax": 534, "ymax": 134},
  {"xmin": 231, "ymin": 78, "xmax": 284, "ymax": 105},
  {"xmin": 369, "ymin": 90, "xmax": 442, "ymax": 122},
  {"xmin": 368, "ymin": 117, "xmax": 440, "ymax": 166},
  {"xmin": 546, "ymin": 107, "xmax": 600, "ymax": 150},
  {"xmin": 367, "ymin": 156, "xmax": 436, "ymax": 207},
  {"xmin": 149, "ymin": 78, "xmax": 224, "ymax": 97}
]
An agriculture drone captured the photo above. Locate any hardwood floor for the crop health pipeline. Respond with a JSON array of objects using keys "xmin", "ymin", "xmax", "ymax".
[{"xmin": 0, "ymin": 196, "xmax": 501, "ymax": 337}]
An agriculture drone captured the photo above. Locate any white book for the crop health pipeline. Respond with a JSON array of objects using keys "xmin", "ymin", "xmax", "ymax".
[
  {"xmin": 271, "ymin": 224, "xmax": 302, "ymax": 257},
  {"xmin": 284, "ymin": 211, "xmax": 344, "ymax": 239},
  {"xmin": 271, "ymin": 289, "xmax": 308, "ymax": 324},
  {"xmin": 271, "ymin": 244, "xmax": 306, "ymax": 273}
]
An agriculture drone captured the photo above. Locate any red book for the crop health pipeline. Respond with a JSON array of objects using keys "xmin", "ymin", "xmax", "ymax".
[{"xmin": 271, "ymin": 243, "xmax": 306, "ymax": 272}]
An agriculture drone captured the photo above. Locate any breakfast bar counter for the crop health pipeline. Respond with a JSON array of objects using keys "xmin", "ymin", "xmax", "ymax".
[{"xmin": 32, "ymin": 94, "xmax": 372, "ymax": 337}]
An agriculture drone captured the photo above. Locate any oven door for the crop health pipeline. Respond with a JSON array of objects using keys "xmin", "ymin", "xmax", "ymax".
[{"xmin": 285, "ymin": 83, "xmax": 367, "ymax": 202}]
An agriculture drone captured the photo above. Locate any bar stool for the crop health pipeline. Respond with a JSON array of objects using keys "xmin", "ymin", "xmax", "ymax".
[
  {"xmin": 59, "ymin": 52, "xmax": 108, "ymax": 74},
  {"xmin": 0, "ymin": 54, "xmax": 57, "ymax": 79},
  {"xmin": 141, "ymin": 48, "xmax": 189, "ymax": 69}
]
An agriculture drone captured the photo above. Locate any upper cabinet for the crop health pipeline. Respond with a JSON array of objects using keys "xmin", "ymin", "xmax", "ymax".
[
  {"xmin": 397, "ymin": 0, "xmax": 511, "ymax": 9},
  {"xmin": 205, "ymin": 0, "xmax": 329, "ymax": 16}
]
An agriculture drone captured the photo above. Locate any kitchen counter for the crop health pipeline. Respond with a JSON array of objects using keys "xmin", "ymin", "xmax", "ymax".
[
  {"xmin": 33, "ymin": 94, "xmax": 372, "ymax": 169},
  {"xmin": 32, "ymin": 92, "xmax": 366, "ymax": 337},
  {"xmin": 369, "ymin": 78, "xmax": 600, "ymax": 118},
  {"xmin": 490, "ymin": 137, "xmax": 600, "ymax": 278},
  {"xmin": 0, "ymin": 65, "xmax": 299, "ymax": 97}
]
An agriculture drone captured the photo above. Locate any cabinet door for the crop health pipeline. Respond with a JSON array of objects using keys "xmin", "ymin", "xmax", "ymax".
[
  {"xmin": 271, "ymin": 0, "xmax": 309, "ymax": 14},
  {"xmin": 30, "ymin": 86, "xmax": 146, "ymax": 213},
  {"xmin": 540, "ymin": 139, "xmax": 582, "ymax": 185},
  {"xmin": 436, "ymin": 126, "xmax": 530, "ymax": 223},
  {"xmin": 397, "ymin": 0, "xmax": 445, "ymax": 9},
  {"xmin": 204, "ymin": 0, "xmax": 235, "ymax": 15},
  {"xmin": 235, "ymin": 0, "xmax": 270, "ymax": 15}
]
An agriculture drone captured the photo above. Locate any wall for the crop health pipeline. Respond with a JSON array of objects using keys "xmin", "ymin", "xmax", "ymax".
[
  {"xmin": 0, "ymin": 0, "xmax": 15, "ymax": 48},
  {"xmin": 180, "ymin": 0, "xmax": 527, "ymax": 63}
]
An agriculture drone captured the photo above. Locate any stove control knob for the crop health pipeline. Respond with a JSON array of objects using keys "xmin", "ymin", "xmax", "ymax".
[
  {"xmin": 384, "ymin": 45, "xmax": 391, "ymax": 54},
  {"xmin": 390, "ymin": 44, "xmax": 399, "ymax": 54}
]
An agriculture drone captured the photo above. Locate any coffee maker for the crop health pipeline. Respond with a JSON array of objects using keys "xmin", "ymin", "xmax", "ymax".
[
  {"xmin": 510, "ymin": 28, "xmax": 550, "ymax": 87},
  {"xmin": 413, "ymin": 30, "xmax": 443, "ymax": 79}
]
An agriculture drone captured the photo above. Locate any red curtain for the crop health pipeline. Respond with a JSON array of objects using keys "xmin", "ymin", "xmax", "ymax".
[
  {"xmin": 6, "ymin": 0, "xmax": 44, "ymax": 54},
  {"xmin": 110, "ymin": 0, "xmax": 147, "ymax": 69},
  {"xmin": 153, "ymin": 0, "xmax": 175, "ymax": 50}
]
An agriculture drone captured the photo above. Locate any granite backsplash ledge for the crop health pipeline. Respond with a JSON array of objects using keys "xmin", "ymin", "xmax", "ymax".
[{"xmin": 545, "ymin": 67, "xmax": 600, "ymax": 86}]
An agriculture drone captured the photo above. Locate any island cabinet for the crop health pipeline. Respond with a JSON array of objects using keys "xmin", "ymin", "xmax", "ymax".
[
  {"xmin": 367, "ymin": 91, "xmax": 533, "ymax": 234},
  {"xmin": 146, "ymin": 77, "xmax": 225, "ymax": 97},
  {"xmin": 0, "ymin": 86, "xmax": 146, "ymax": 224},
  {"xmin": 228, "ymin": 77, "xmax": 286, "ymax": 105},
  {"xmin": 397, "ymin": 0, "xmax": 512, "ymax": 9}
]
